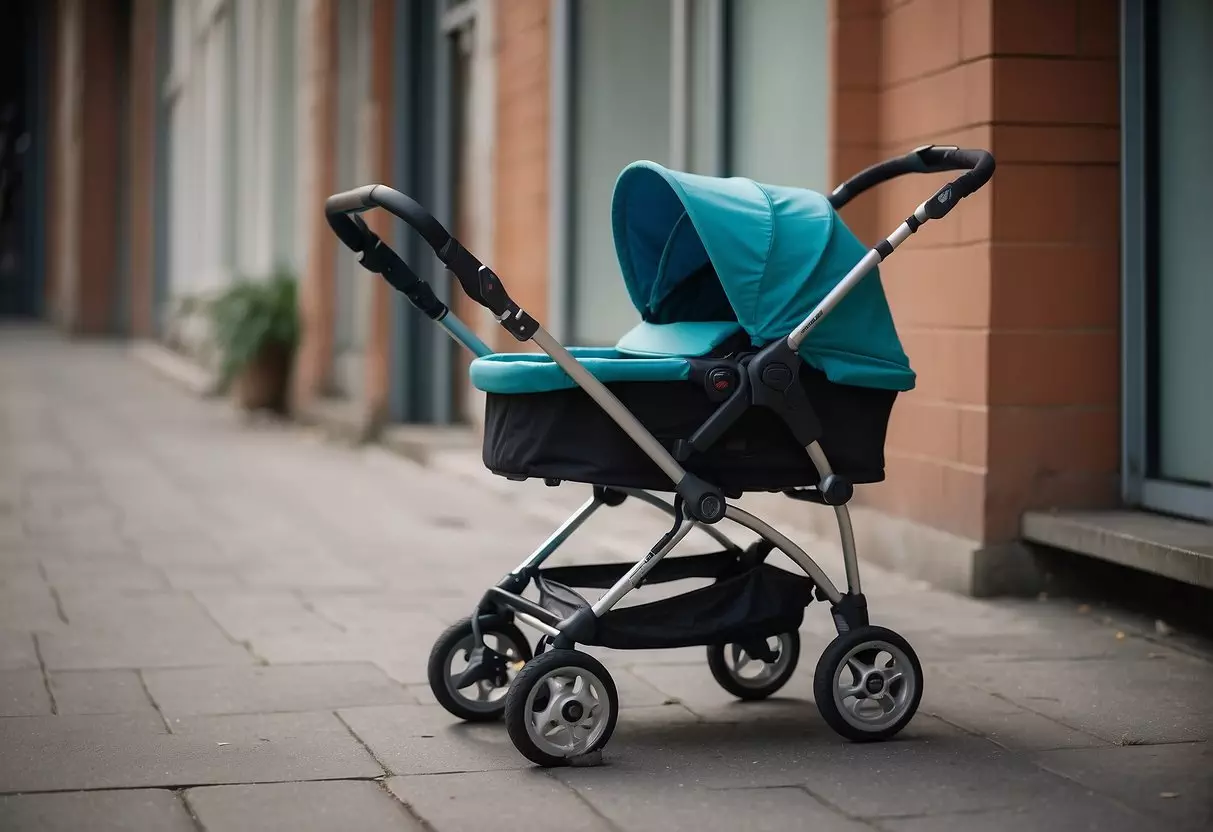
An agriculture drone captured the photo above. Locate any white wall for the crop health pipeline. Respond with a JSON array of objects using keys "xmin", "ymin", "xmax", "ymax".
[{"xmin": 161, "ymin": 0, "xmax": 303, "ymax": 354}]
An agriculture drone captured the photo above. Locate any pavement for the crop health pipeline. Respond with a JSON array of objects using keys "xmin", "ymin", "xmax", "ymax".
[{"xmin": 0, "ymin": 324, "xmax": 1210, "ymax": 832}]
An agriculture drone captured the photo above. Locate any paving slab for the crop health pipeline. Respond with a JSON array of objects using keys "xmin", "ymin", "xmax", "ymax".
[
  {"xmin": 1035, "ymin": 742, "xmax": 1213, "ymax": 832},
  {"xmin": 876, "ymin": 790, "xmax": 1169, "ymax": 832},
  {"xmin": 35, "ymin": 622, "xmax": 255, "ymax": 671},
  {"xmin": 0, "ymin": 711, "xmax": 381, "ymax": 793},
  {"xmin": 920, "ymin": 668, "xmax": 1107, "ymax": 751},
  {"xmin": 0, "ymin": 668, "xmax": 53, "ymax": 716},
  {"xmin": 338, "ymin": 704, "xmax": 529, "ymax": 775},
  {"xmin": 0, "ymin": 631, "xmax": 38, "ymax": 671},
  {"xmin": 143, "ymin": 662, "xmax": 414, "ymax": 717},
  {"xmin": 574, "ymin": 783, "xmax": 872, "ymax": 832},
  {"xmin": 387, "ymin": 770, "xmax": 612, "ymax": 832},
  {"xmin": 0, "ymin": 789, "xmax": 196, "ymax": 832},
  {"xmin": 956, "ymin": 653, "xmax": 1213, "ymax": 745},
  {"xmin": 48, "ymin": 669, "xmax": 158, "ymax": 715},
  {"xmin": 187, "ymin": 780, "xmax": 423, "ymax": 832}
]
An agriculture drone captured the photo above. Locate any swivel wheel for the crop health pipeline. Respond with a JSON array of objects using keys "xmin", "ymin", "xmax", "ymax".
[
  {"xmin": 706, "ymin": 631, "xmax": 800, "ymax": 701},
  {"xmin": 813, "ymin": 625, "xmax": 922, "ymax": 742},
  {"xmin": 427, "ymin": 617, "xmax": 532, "ymax": 722}
]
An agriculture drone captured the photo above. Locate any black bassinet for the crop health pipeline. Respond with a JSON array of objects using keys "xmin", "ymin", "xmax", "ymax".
[{"xmin": 468, "ymin": 161, "xmax": 915, "ymax": 496}]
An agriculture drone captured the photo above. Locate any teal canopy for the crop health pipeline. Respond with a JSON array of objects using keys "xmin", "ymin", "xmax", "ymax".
[{"xmin": 611, "ymin": 161, "xmax": 915, "ymax": 391}]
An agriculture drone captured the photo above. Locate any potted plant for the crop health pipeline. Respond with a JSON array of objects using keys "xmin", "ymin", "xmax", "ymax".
[{"xmin": 207, "ymin": 270, "xmax": 300, "ymax": 413}]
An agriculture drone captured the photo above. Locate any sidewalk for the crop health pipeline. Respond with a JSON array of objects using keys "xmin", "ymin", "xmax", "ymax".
[{"xmin": 1, "ymin": 325, "xmax": 1210, "ymax": 831}]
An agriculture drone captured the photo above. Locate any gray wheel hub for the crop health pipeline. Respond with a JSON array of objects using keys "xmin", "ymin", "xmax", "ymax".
[
  {"xmin": 723, "ymin": 634, "xmax": 794, "ymax": 689},
  {"xmin": 832, "ymin": 639, "xmax": 916, "ymax": 733},
  {"xmin": 443, "ymin": 633, "xmax": 526, "ymax": 714},
  {"xmin": 523, "ymin": 666, "xmax": 611, "ymax": 758}
]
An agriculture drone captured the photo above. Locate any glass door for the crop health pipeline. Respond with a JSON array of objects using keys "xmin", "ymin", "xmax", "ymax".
[{"xmin": 1122, "ymin": 0, "xmax": 1213, "ymax": 522}]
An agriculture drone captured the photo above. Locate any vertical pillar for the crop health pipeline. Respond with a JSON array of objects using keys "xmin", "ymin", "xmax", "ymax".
[
  {"xmin": 363, "ymin": 0, "xmax": 395, "ymax": 427},
  {"xmin": 128, "ymin": 0, "xmax": 158, "ymax": 337},
  {"xmin": 821, "ymin": 0, "xmax": 1121, "ymax": 595},
  {"xmin": 292, "ymin": 0, "xmax": 338, "ymax": 410}
]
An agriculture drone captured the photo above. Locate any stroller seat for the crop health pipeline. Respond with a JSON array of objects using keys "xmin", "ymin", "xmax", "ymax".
[
  {"xmin": 469, "ymin": 160, "xmax": 918, "ymax": 495},
  {"xmin": 469, "ymin": 321, "xmax": 745, "ymax": 395}
]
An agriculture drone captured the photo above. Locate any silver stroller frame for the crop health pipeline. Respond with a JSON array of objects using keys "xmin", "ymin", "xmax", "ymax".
[{"xmin": 326, "ymin": 144, "xmax": 995, "ymax": 765}]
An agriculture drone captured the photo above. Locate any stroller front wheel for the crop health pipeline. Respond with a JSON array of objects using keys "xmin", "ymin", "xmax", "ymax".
[
  {"xmin": 504, "ymin": 649, "xmax": 619, "ymax": 767},
  {"xmin": 427, "ymin": 617, "xmax": 533, "ymax": 723},
  {"xmin": 813, "ymin": 625, "xmax": 923, "ymax": 742},
  {"xmin": 706, "ymin": 632, "xmax": 801, "ymax": 701}
]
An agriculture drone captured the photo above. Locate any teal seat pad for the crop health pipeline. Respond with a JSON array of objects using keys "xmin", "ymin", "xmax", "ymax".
[
  {"xmin": 470, "ymin": 347, "xmax": 690, "ymax": 395},
  {"xmin": 615, "ymin": 321, "xmax": 743, "ymax": 358}
]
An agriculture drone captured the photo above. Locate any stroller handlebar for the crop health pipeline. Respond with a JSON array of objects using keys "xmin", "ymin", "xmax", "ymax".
[
  {"xmin": 324, "ymin": 184, "xmax": 538, "ymax": 342},
  {"xmin": 829, "ymin": 145, "xmax": 995, "ymax": 215}
]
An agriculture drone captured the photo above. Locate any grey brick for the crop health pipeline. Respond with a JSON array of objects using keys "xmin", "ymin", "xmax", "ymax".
[
  {"xmin": 0, "ymin": 789, "xmax": 195, "ymax": 832},
  {"xmin": 921, "ymin": 668, "xmax": 1107, "ymax": 751},
  {"xmin": 1036, "ymin": 742, "xmax": 1213, "ymax": 831},
  {"xmin": 576, "ymin": 783, "xmax": 871, "ymax": 832},
  {"xmin": 0, "ymin": 669, "xmax": 53, "ymax": 716},
  {"xmin": 187, "ymin": 781, "xmax": 423, "ymax": 832},
  {"xmin": 339, "ymin": 704, "xmax": 528, "ymax": 775},
  {"xmin": 387, "ymin": 770, "xmax": 612, "ymax": 831},
  {"xmin": 49, "ymin": 670, "xmax": 158, "ymax": 715},
  {"xmin": 36, "ymin": 623, "xmax": 254, "ymax": 671},
  {"xmin": 0, "ymin": 631, "xmax": 39, "ymax": 670},
  {"xmin": 0, "ymin": 711, "xmax": 381, "ymax": 793},
  {"xmin": 143, "ymin": 662, "xmax": 413, "ymax": 717},
  {"xmin": 957, "ymin": 654, "xmax": 1213, "ymax": 745}
]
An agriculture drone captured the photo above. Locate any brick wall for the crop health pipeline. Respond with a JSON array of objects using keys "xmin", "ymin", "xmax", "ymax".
[
  {"xmin": 829, "ymin": 0, "xmax": 1120, "ymax": 562},
  {"xmin": 493, "ymin": 0, "xmax": 550, "ymax": 347},
  {"xmin": 292, "ymin": 0, "xmax": 337, "ymax": 410},
  {"xmin": 45, "ymin": 0, "xmax": 124, "ymax": 335},
  {"xmin": 127, "ymin": 0, "xmax": 157, "ymax": 338}
]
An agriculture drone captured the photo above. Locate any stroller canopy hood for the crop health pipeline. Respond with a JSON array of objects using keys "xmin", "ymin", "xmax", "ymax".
[{"xmin": 611, "ymin": 161, "xmax": 914, "ymax": 391}]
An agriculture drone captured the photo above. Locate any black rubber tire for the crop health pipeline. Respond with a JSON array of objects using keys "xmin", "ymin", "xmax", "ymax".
[
  {"xmin": 706, "ymin": 632, "xmax": 801, "ymax": 701},
  {"xmin": 427, "ymin": 617, "xmax": 533, "ymax": 723},
  {"xmin": 813, "ymin": 625, "xmax": 923, "ymax": 742},
  {"xmin": 504, "ymin": 649, "xmax": 619, "ymax": 767}
]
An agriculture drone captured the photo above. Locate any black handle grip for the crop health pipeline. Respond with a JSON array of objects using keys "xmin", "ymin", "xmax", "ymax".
[
  {"xmin": 324, "ymin": 184, "xmax": 536, "ymax": 339},
  {"xmin": 830, "ymin": 145, "xmax": 995, "ymax": 214},
  {"xmin": 915, "ymin": 146, "xmax": 995, "ymax": 219}
]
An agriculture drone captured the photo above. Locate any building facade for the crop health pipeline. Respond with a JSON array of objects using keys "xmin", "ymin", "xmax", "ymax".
[{"xmin": 14, "ymin": 0, "xmax": 1210, "ymax": 595}]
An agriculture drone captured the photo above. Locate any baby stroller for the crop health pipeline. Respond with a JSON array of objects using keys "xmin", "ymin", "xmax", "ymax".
[{"xmin": 325, "ymin": 145, "xmax": 994, "ymax": 767}]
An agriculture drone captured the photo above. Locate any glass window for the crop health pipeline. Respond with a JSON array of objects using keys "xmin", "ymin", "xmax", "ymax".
[
  {"xmin": 1152, "ymin": 0, "xmax": 1213, "ymax": 488},
  {"xmin": 569, "ymin": 0, "xmax": 672, "ymax": 345},
  {"xmin": 726, "ymin": 0, "xmax": 828, "ymax": 190}
]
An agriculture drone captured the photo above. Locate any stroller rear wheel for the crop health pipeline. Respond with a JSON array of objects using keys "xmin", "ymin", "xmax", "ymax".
[
  {"xmin": 706, "ymin": 632, "xmax": 800, "ymax": 700},
  {"xmin": 813, "ymin": 625, "xmax": 922, "ymax": 742},
  {"xmin": 504, "ymin": 649, "xmax": 619, "ymax": 767},
  {"xmin": 427, "ymin": 617, "xmax": 533, "ymax": 722}
]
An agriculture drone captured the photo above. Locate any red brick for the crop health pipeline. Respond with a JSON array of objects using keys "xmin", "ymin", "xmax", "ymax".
[
  {"xmin": 993, "ymin": 124, "xmax": 1119, "ymax": 165},
  {"xmin": 994, "ymin": 57, "xmax": 1119, "ymax": 125},
  {"xmin": 960, "ymin": 0, "xmax": 993, "ymax": 60},
  {"xmin": 898, "ymin": 328, "xmax": 989, "ymax": 405},
  {"xmin": 882, "ymin": 244, "xmax": 991, "ymax": 328},
  {"xmin": 987, "ymin": 330, "xmax": 1119, "ymax": 407},
  {"xmin": 989, "ymin": 244, "xmax": 1119, "ymax": 330},
  {"xmin": 880, "ymin": 0, "xmax": 962, "ymax": 87},
  {"xmin": 1077, "ymin": 0, "xmax": 1119, "ymax": 57},
  {"xmin": 1075, "ymin": 164, "xmax": 1120, "ymax": 243},
  {"xmin": 885, "ymin": 398, "xmax": 963, "ymax": 463},
  {"xmin": 992, "ymin": 164, "xmax": 1080, "ymax": 243},
  {"xmin": 833, "ymin": 11, "xmax": 882, "ymax": 91},
  {"xmin": 992, "ymin": 0, "xmax": 1078, "ymax": 55}
]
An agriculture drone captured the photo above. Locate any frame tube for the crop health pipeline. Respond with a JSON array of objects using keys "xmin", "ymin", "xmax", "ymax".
[
  {"xmin": 723, "ymin": 505, "xmax": 843, "ymax": 604},
  {"xmin": 806, "ymin": 442, "xmax": 862, "ymax": 596},
  {"xmin": 511, "ymin": 495, "xmax": 602, "ymax": 575},
  {"xmin": 589, "ymin": 521, "xmax": 695, "ymax": 616},
  {"xmin": 619, "ymin": 488, "xmax": 742, "ymax": 551},
  {"xmin": 516, "ymin": 612, "xmax": 561, "ymax": 639},
  {"xmin": 438, "ymin": 312, "xmax": 492, "ymax": 357}
]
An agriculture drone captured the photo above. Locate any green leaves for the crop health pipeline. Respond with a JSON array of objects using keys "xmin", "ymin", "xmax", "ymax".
[{"xmin": 205, "ymin": 270, "xmax": 300, "ymax": 384}]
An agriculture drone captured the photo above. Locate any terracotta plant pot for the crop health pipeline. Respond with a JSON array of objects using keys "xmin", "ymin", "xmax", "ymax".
[{"xmin": 231, "ymin": 342, "xmax": 293, "ymax": 413}]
